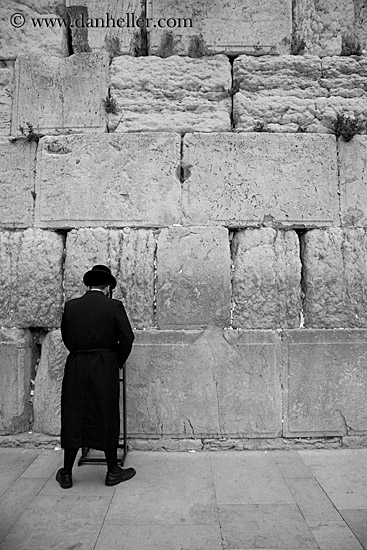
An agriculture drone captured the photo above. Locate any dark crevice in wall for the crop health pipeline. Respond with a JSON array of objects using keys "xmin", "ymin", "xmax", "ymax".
[
  {"xmin": 152, "ymin": 230, "xmax": 159, "ymax": 328},
  {"xmin": 29, "ymin": 328, "xmax": 48, "ymax": 430},
  {"xmin": 229, "ymin": 229, "xmax": 239, "ymax": 327},
  {"xmin": 139, "ymin": 0, "xmax": 149, "ymax": 56},
  {"xmin": 336, "ymin": 138, "xmax": 342, "ymax": 226},
  {"xmin": 54, "ymin": 229, "xmax": 69, "ymax": 305},
  {"xmin": 227, "ymin": 55, "xmax": 238, "ymax": 131},
  {"xmin": 295, "ymin": 229, "xmax": 307, "ymax": 328}
]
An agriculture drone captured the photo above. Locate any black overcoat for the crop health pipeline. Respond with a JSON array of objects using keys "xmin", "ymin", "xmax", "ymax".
[{"xmin": 60, "ymin": 290, "xmax": 134, "ymax": 451}]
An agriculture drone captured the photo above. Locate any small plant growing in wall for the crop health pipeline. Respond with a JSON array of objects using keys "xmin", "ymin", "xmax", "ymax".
[
  {"xmin": 103, "ymin": 96, "xmax": 118, "ymax": 115},
  {"xmin": 253, "ymin": 120, "xmax": 268, "ymax": 132},
  {"xmin": 332, "ymin": 114, "xmax": 365, "ymax": 142},
  {"xmin": 18, "ymin": 122, "xmax": 44, "ymax": 143},
  {"xmin": 341, "ymin": 33, "xmax": 362, "ymax": 56}
]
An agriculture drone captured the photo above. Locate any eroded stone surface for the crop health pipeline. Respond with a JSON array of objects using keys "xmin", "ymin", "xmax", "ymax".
[
  {"xmin": 12, "ymin": 53, "xmax": 108, "ymax": 134},
  {"xmin": 126, "ymin": 329, "xmax": 282, "ymax": 438},
  {"xmin": 64, "ymin": 227, "xmax": 156, "ymax": 329},
  {"xmin": 35, "ymin": 133, "xmax": 181, "ymax": 228},
  {"xmin": 182, "ymin": 133, "xmax": 338, "ymax": 227},
  {"xmin": 233, "ymin": 55, "xmax": 367, "ymax": 133},
  {"xmin": 0, "ymin": 65, "xmax": 13, "ymax": 134},
  {"xmin": 148, "ymin": 0, "xmax": 292, "ymax": 56},
  {"xmin": 283, "ymin": 330, "xmax": 367, "ymax": 436},
  {"xmin": 108, "ymin": 55, "xmax": 231, "ymax": 132},
  {"xmin": 0, "ymin": 329, "xmax": 32, "ymax": 435},
  {"xmin": 156, "ymin": 226, "xmax": 231, "ymax": 329},
  {"xmin": 340, "ymin": 136, "xmax": 367, "ymax": 227},
  {"xmin": 232, "ymin": 229, "xmax": 302, "ymax": 329},
  {"xmin": 66, "ymin": 0, "xmax": 143, "ymax": 55},
  {"xmin": 0, "ymin": 1, "xmax": 68, "ymax": 59},
  {"xmin": 303, "ymin": 229, "xmax": 367, "ymax": 328},
  {"xmin": 0, "ymin": 138, "xmax": 36, "ymax": 228},
  {"xmin": 0, "ymin": 229, "xmax": 64, "ymax": 328},
  {"xmin": 293, "ymin": 0, "xmax": 355, "ymax": 57},
  {"xmin": 33, "ymin": 330, "xmax": 66, "ymax": 436}
]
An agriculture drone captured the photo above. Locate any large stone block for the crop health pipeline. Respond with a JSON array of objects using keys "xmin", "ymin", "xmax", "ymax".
[
  {"xmin": 302, "ymin": 228, "xmax": 367, "ymax": 328},
  {"xmin": 0, "ymin": 1, "xmax": 68, "ymax": 59},
  {"xmin": 33, "ymin": 330, "xmax": 67, "ymax": 436},
  {"xmin": 147, "ymin": 0, "xmax": 292, "ymax": 56},
  {"xmin": 293, "ymin": 0, "xmax": 355, "ymax": 57},
  {"xmin": 0, "ymin": 65, "xmax": 13, "ymax": 134},
  {"xmin": 66, "ymin": 0, "xmax": 143, "ymax": 55},
  {"xmin": 108, "ymin": 55, "xmax": 231, "ymax": 133},
  {"xmin": 232, "ymin": 229, "xmax": 302, "ymax": 329},
  {"xmin": 340, "ymin": 136, "xmax": 367, "ymax": 227},
  {"xmin": 12, "ymin": 53, "xmax": 108, "ymax": 135},
  {"xmin": 64, "ymin": 227, "xmax": 156, "ymax": 329},
  {"xmin": 0, "ymin": 229, "xmax": 64, "ymax": 328},
  {"xmin": 182, "ymin": 133, "xmax": 338, "ymax": 227},
  {"xmin": 126, "ymin": 329, "xmax": 282, "ymax": 438},
  {"xmin": 233, "ymin": 55, "xmax": 367, "ymax": 133},
  {"xmin": 156, "ymin": 226, "xmax": 231, "ymax": 329},
  {"xmin": 35, "ymin": 132, "xmax": 181, "ymax": 228},
  {"xmin": 283, "ymin": 330, "xmax": 367, "ymax": 437},
  {"xmin": 0, "ymin": 138, "xmax": 36, "ymax": 228},
  {"xmin": 0, "ymin": 329, "xmax": 32, "ymax": 434}
]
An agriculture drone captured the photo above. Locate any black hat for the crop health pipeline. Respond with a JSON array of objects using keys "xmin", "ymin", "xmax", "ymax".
[{"xmin": 83, "ymin": 265, "xmax": 117, "ymax": 289}]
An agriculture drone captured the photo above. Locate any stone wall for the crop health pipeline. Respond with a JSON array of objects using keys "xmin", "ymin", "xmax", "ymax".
[{"xmin": 1, "ymin": 0, "xmax": 367, "ymax": 450}]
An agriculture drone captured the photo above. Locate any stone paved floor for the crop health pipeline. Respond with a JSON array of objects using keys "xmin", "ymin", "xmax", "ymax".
[{"xmin": 0, "ymin": 447, "xmax": 367, "ymax": 549}]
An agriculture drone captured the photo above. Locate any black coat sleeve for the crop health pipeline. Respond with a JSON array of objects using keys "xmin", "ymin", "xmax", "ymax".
[{"xmin": 114, "ymin": 301, "xmax": 135, "ymax": 367}]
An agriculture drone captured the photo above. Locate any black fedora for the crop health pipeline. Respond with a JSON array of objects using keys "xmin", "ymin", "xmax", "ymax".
[{"xmin": 83, "ymin": 265, "xmax": 117, "ymax": 289}]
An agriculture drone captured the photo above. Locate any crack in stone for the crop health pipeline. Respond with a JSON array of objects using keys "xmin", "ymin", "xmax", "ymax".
[{"xmin": 336, "ymin": 408, "xmax": 353, "ymax": 435}]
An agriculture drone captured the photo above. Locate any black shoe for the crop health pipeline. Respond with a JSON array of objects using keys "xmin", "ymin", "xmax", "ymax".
[
  {"xmin": 56, "ymin": 468, "xmax": 73, "ymax": 489},
  {"xmin": 105, "ymin": 467, "xmax": 136, "ymax": 486}
]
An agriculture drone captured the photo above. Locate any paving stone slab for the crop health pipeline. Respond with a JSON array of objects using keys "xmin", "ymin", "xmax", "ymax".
[
  {"xmin": 0, "ymin": 329, "xmax": 32, "ymax": 435},
  {"xmin": 218, "ymin": 503, "xmax": 318, "ymax": 548},
  {"xmin": 0, "ymin": 448, "xmax": 40, "ymax": 496},
  {"xmin": 33, "ymin": 331, "xmax": 66, "ymax": 436},
  {"xmin": 0, "ymin": 495, "xmax": 111, "ymax": 550},
  {"xmin": 156, "ymin": 226, "xmax": 231, "ymax": 329},
  {"xmin": 109, "ymin": 54, "xmax": 231, "ymax": 132},
  {"xmin": 340, "ymin": 510, "xmax": 367, "ymax": 549},
  {"xmin": 0, "ymin": 229, "xmax": 64, "ymax": 327},
  {"xmin": 340, "ymin": 136, "xmax": 367, "ymax": 227},
  {"xmin": 127, "ymin": 329, "xmax": 282, "ymax": 438},
  {"xmin": 293, "ymin": 0, "xmax": 355, "ymax": 57},
  {"xmin": 302, "ymin": 229, "xmax": 367, "ymax": 328},
  {"xmin": 271, "ymin": 451, "xmax": 314, "ymax": 478},
  {"xmin": 66, "ymin": 0, "xmax": 142, "ymax": 55},
  {"xmin": 231, "ymin": 228, "xmax": 302, "ymax": 329},
  {"xmin": 311, "ymin": 521, "xmax": 364, "ymax": 550},
  {"xmin": 0, "ymin": 1, "xmax": 68, "ymax": 59},
  {"xmin": 283, "ymin": 330, "xmax": 367, "ymax": 437},
  {"xmin": 64, "ymin": 227, "xmax": 156, "ymax": 329},
  {"xmin": 182, "ymin": 133, "xmax": 338, "ymax": 227},
  {"xmin": 211, "ymin": 452, "xmax": 293, "ymax": 505},
  {"xmin": 147, "ymin": 0, "xmax": 292, "ymax": 56},
  {"xmin": 35, "ymin": 133, "xmax": 181, "ymax": 228},
  {"xmin": 0, "ymin": 137, "xmax": 36, "ymax": 228},
  {"xmin": 12, "ymin": 53, "xmax": 108, "ymax": 134},
  {"xmin": 0, "ymin": 65, "xmax": 13, "ymax": 134}
]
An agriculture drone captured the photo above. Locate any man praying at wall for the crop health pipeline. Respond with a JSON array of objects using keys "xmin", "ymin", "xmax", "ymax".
[{"xmin": 56, "ymin": 264, "xmax": 135, "ymax": 489}]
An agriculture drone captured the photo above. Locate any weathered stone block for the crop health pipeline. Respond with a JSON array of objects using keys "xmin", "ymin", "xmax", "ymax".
[
  {"xmin": 64, "ymin": 227, "xmax": 156, "ymax": 329},
  {"xmin": 147, "ymin": 0, "xmax": 292, "ymax": 56},
  {"xmin": 182, "ymin": 133, "xmax": 338, "ymax": 227},
  {"xmin": 303, "ymin": 229, "xmax": 367, "ymax": 328},
  {"xmin": 283, "ymin": 330, "xmax": 367, "ymax": 437},
  {"xmin": 0, "ymin": 229, "xmax": 64, "ymax": 328},
  {"xmin": 232, "ymin": 229, "xmax": 302, "ymax": 329},
  {"xmin": 321, "ymin": 57, "xmax": 367, "ymax": 98},
  {"xmin": 340, "ymin": 136, "xmax": 367, "ymax": 227},
  {"xmin": 66, "ymin": 0, "xmax": 143, "ymax": 55},
  {"xmin": 0, "ymin": 65, "xmax": 13, "ymax": 134},
  {"xmin": 35, "ymin": 133, "xmax": 181, "ymax": 228},
  {"xmin": 126, "ymin": 329, "xmax": 282, "ymax": 438},
  {"xmin": 12, "ymin": 53, "xmax": 108, "ymax": 135},
  {"xmin": 0, "ymin": 1, "xmax": 68, "ymax": 59},
  {"xmin": 293, "ymin": 0, "xmax": 355, "ymax": 57},
  {"xmin": 33, "ymin": 330, "xmax": 67, "ymax": 436},
  {"xmin": 156, "ymin": 226, "xmax": 231, "ymax": 329},
  {"xmin": 108, "ymin": 55, "xmax": 231, "ymax": 133},
  {"xmin": 0, "ymin": 138, "xmax": 36, "ymax": 228},
  {"xmin": 0, "ymin": 329, "xmax": 32, "ymax": 435}
]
